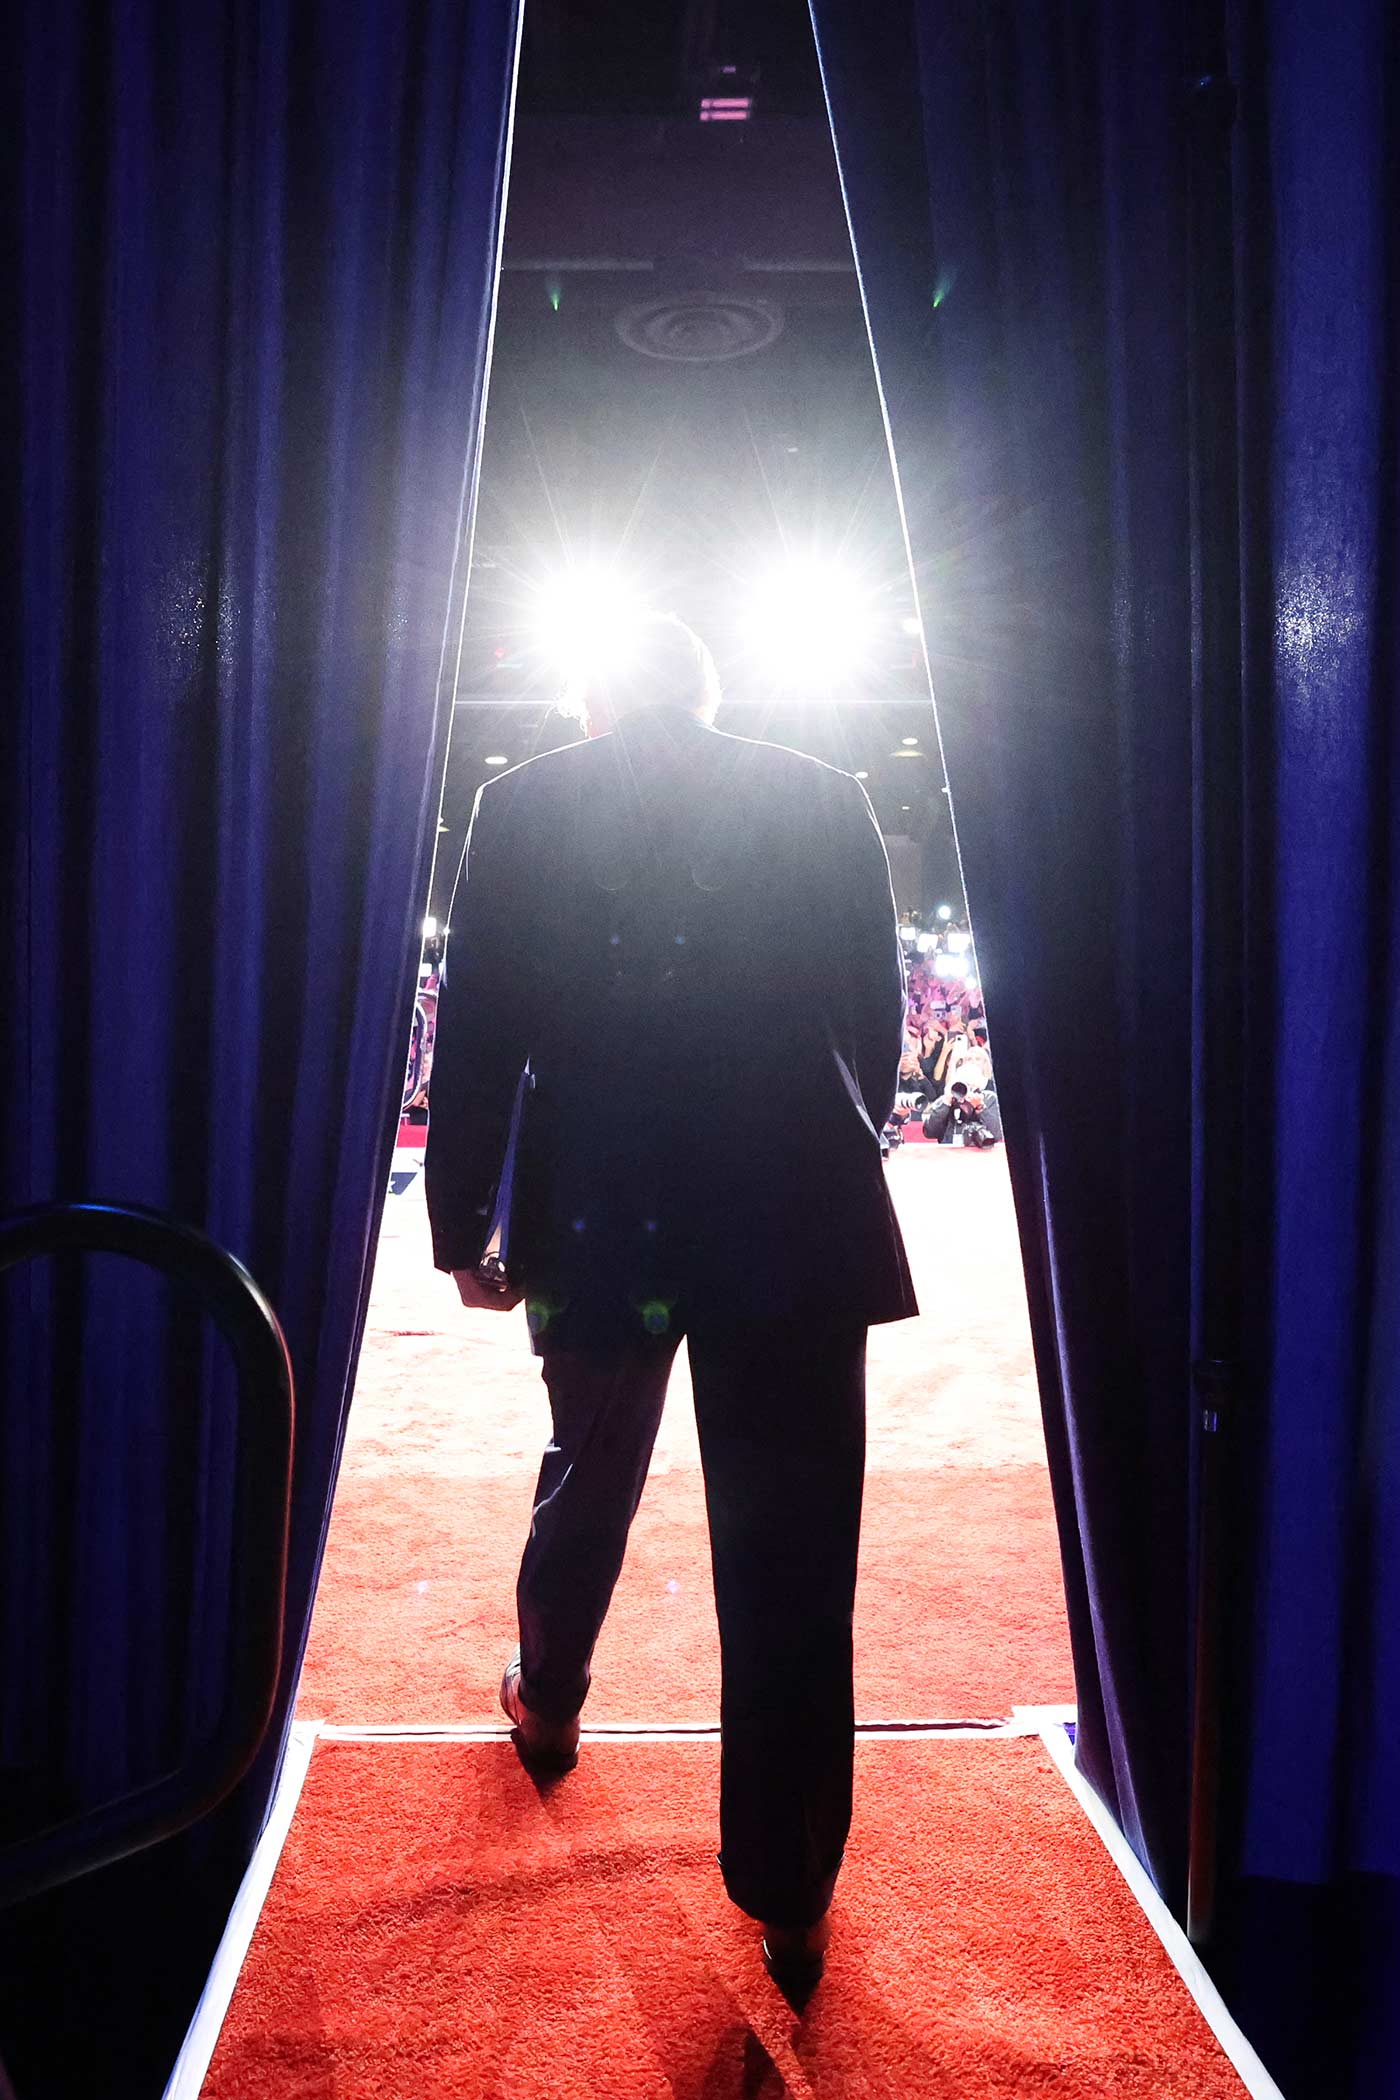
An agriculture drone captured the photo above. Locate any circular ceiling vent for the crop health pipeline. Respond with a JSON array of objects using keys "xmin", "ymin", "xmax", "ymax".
[{"xmin": 615, "ymin": 292, "xmax": 784, "ymax": 363}]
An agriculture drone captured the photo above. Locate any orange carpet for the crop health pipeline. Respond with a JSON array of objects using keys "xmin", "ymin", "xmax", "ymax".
[
  {"xmin": 299, "ymin": 1149, "xmax": 1073, "ymax": 1725},
  {"xmin": 205, "ymin": 1734, "xmax": 1247, "ymax": 2099}
]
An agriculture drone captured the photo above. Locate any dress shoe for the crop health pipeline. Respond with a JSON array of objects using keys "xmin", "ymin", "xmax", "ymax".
[
  {"xmin": 761, "ymin": 1912, "xmax": 831, "ymax": 1999},
  {"xmin": 499, "ymin": 1649, "xmax": 580, "ymax": 1773}
]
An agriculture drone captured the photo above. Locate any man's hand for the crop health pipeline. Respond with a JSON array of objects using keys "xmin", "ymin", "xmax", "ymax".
[{"xmin": 451, "ymin": 1267, "xmax": 525, "ymax": 1312}]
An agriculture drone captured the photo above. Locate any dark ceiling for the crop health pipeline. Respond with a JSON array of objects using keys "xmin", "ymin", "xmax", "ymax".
[{"xmin": 430, "ymin": 0, "xmax": 958, "ymax": 922}]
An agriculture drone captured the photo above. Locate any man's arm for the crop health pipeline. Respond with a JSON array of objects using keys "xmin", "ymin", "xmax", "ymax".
[
  {"xmin": 828, "ymin": 771, "xmax": 907, "ymax": 1134},
  {"xmin": 424, "ymin": 779, "xmax": 532, "ymax": 1274}
]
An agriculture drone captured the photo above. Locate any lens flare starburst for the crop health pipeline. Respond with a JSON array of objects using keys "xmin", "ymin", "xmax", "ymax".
[
  {"xmin": 740, "ymin": 557, "xmax": 876, "ymax": 692},
  {"xmin": 529, "ymin": 564, "xmax": 648, "ymax": 687}
]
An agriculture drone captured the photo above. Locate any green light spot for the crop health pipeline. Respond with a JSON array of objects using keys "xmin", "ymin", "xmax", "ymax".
[
  {"xmin": 526, "ymin": 1296, "xmax": 560, "ymax": 1336},
  {"xmin": 547, "ymin": 282, "xmax": 562, "ymax": 313}
]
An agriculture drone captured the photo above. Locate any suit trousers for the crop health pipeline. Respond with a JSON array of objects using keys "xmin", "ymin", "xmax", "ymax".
[{"xmin": 516, "ymin": 1313, "xmax": 868, "ymax": 1929}]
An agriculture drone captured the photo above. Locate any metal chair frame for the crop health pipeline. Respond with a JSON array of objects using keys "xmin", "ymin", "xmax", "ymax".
[{"xmin": 0, "ymin": 1202, "xmax": 294, "ymax": 1908}]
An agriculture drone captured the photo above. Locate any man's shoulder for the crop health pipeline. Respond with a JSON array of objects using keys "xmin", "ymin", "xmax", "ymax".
[
  {"xmin": 480, "ymin": 723, "xmax": 863, "ymax": 801},
  {"xmin": 703, "ymin": 725, "xmax": 867, "ymax": 799},
  {"xmin": 470, "ymin": 733, "xmax": 596, "ymax": 816},
  {"xmin": 470, "ymin": 724, "xmax": 872, "ymax": 860}
]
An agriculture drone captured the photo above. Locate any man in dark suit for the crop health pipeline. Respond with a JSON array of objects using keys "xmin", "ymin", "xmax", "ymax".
[{"xmin": 426, "ymin": 613, "xmax": 916, "ymax": 1988}]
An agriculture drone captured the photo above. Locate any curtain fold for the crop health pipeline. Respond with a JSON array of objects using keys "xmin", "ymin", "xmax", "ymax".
[
  {"xmin": 0, "ymin": 1, "xmax": 519, "ymax": 2090},
  {"xmin": 809, "ymin": 0, "xmax": 1200, "ymax": 1906},
  {"xmin": 1220, "ymin": 1, "xmax": 1400, "ymax": 2091},
  {"xmin": 811, "ymin": 2, "xmax": 1400, "ymax": 2092}
]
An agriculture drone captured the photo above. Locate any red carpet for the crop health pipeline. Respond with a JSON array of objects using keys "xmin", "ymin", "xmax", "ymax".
[
  {"xmin": 299, "ymin": 1149, "xmax": 1073, "ymax": 1725},
  {"xmin": 205, "ymin": 1735, "xmax": 1247, "ymax": 2098}
]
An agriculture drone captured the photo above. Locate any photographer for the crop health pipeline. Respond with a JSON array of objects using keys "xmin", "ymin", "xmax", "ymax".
[
  {"xmin": 947, "ymin": 1024, "xmax": 993, "ymax": 1096},
  {"xmin": 898, "ymin": 1030, "xmax": 929, "ymax": 1096},
  {"xmin": 922, "ymin": 1078, "xmax": 1000, "ymax": 1148},
  {"xmin": 918, "ymin": 1020, "xmax": 953, "ymax": 1096}
]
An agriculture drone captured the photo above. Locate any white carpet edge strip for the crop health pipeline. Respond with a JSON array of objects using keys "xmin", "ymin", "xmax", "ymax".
[
  {"xmin": 313, "ymin": 1710, "xmax": 1057, "ymax": 1742},
  {"xmin": 161, "ymin": 1721, "xmax": 320, "ymax": 2100},
  {"xmin": 1026, "ymin": 1710, "xmax": 1285, "ymax": 2100}
]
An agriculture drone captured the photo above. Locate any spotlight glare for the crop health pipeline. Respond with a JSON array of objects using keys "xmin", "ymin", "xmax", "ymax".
[
  {"xmin": 422, "ymin": 915, "xmax": 438, "ymax": 938},
  {"xmin": 936, "ymin": 903, "xmax": 953, "ymax": 921},
  {"xmin": 901, "ymin": 736, "xmax": 920, "ymax": 746},
  {"xmin": 744, "ymin": 557, "xmax": 875, "ymax": 690},
  {"xmin": 484, "ymin": 754, "xmax": 509, "ymax": 766},
  {"xmin": 901, "ymin": 615, "xmax": 922, "ymax": 636},
  {"xmin": 916, "ymin": 932, "xmax": 937, "ymax": 953},
  {"xmin": 854, "ymin": 769, "xmax": 870, "ymax": 779},
  {"xmin": 530, "ymin": 564, "xmax": 646, "ymax": 686},
  {"xmin": 934, "ymin": 953, "xmax": 961, "ymax": 978},
  {"xmin": 946, "ymin": 930, "xmax": 972, "ymax": 955}
]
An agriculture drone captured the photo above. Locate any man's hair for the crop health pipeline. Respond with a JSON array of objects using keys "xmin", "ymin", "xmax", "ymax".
[{"xmin": 560, "ymin": 611, "xmax": 722, "ymax": 727}]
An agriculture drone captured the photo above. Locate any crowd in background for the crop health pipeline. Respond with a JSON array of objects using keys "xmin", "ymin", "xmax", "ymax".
[
  {"xmin": 405, "ymin": 913, "xmax": 999, "ymax": 1148},
  {"xmin": 889, "ymin": 915, "xmax": 1001, "ymax": 1148},
  {"xmin": 402, "ymin": 934, "xmax": 444, "ymax": 1114}
]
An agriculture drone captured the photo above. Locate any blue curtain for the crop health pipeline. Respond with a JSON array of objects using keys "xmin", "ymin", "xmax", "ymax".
[
  {"xmin": 0, "ymin": 1, "xmax": 519, "ymax": 2090},
  {"xmin": 1219, "ymin": 2, "xmax": 1400, "ymax": 2093},
  {"xmin": 811, "ymin": 5, "xmax": 1400, "ymax": 2093},
  {"xmin": 809, "ymin": 0, "xmax": 1200, "ymax": 1903}
]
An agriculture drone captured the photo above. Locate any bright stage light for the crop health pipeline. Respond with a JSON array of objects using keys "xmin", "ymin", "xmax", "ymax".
[
  {"xmin": 899, "ymin": 924, "xmax": 918, "ymax": 944},
  {"xmin": 422, "ymin": 916, "xmax": 438, "ymax": 938},
  {"xmin": 743, "ymin": 557, "xmax": 875, "ymax": 688},
  {"xmin": 934, "ymin": 952, "xmax": 961, "ymax": 978},
  {"xmin": 916, "ymin": 932, "xmax": 937, "ymax": 954},
  {"xmin": 901, "ymin": 615, "xmax": 922, "ymax": 637},
  {"xmin": 854, "ymin": 769, "xmax": 870, "ymax": 779},
  {"xmin": 936, "ymin": 903, "xmax": 953, "ymax": 921},
  {"xmin": 946, "ymin": 930, "xmax": 972, "ymax": 955},
  {"xmin": 484, "ymin": 754, "xmax": 509, "ymax": 766},
  {"xmin": 901, "ymin": 736, "xmax": 920, "ymax": 746},
  {"xmin": 529, "ymin": 564, "xmax": 647, "ymax": 686}
]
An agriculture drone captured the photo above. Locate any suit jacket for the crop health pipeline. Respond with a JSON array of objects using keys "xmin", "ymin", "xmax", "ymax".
[{"xmin": 425, "ymin": 705, "xmax": 918, "ymax": 1349}]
